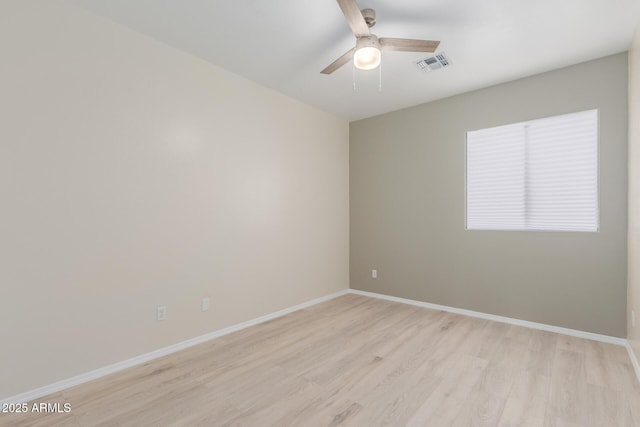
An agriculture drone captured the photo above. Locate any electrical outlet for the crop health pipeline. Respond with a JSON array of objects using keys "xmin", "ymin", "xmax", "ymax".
[
  {"xmin": 157, "ymin": 306, "xmax": 167, "ymax": 321},
  {"xmin": 372, "ymin": 269, "xmax": 377, "ymax": 279},
  {"xmin": 202, "ymin": 297, "xmax": 210, "ymax": 312}
]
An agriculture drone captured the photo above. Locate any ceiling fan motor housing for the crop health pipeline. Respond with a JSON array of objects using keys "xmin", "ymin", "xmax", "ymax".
[{"xmin": 356, "ymin": 34, "xmax": 379, "ymax": 51}]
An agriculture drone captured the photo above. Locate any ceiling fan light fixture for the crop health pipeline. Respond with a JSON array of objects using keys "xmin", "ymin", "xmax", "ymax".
[{"xmin": 354, "ymin": 35, "xmax": 381, "ymax": 70}]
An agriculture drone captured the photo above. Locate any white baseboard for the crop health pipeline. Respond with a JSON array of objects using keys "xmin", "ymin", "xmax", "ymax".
[
  {"xmin": 348, "ymin": 289, "xmax": 627, "ymax": 346},
  {"xmin": 1, "ymin": 289, "xmax": 349, "ymax": 405},
  {"xmin": 4, "ymin": 287, "xmax": 637, "ymax": 404},
  {"xmin": 626, "ymin": 342, "xmax": 640, "ymax": 385}
]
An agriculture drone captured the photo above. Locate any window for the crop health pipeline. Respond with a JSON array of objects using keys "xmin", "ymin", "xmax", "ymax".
[{"xmin": 466, "ymin": 110, "xmax": 599, "ymax": 232}]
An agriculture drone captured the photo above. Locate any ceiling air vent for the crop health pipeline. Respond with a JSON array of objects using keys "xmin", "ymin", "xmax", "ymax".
[{"xmin": 416, "ymin": 52, "xmax": 450, "ymax": 72}]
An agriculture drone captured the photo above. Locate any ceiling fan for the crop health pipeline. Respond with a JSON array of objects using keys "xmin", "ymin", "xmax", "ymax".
[{"xmin": 321, "ymin": 0, "xmax": 441, "ymax": 74}]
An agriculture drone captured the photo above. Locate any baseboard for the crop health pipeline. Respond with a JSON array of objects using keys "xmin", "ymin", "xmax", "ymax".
[
  {"xmin": 4, "ymin": 287, "xmax": 635, "ymax": 404},
  {"xmin": 1, "ymin": 289, "xmax": 349, "ymax": 405},
  {"xmin": 352, "ymin": 288, "xmax": 639, "ymax": 385},
  {"xmin": 348, "ymin": 289, "xmax": 627, "ymax": 346},
  {"xmin": 626, "ymin": 342, "xmax": 640, "ymax": 385}
]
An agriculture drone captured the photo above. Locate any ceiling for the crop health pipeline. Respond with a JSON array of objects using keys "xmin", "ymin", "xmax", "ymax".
[{"xmin": 69, "ymin": 0, "xmax": 640, "ymax": 121}]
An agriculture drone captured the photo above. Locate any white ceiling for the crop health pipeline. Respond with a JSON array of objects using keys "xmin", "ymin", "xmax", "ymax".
[{"xmin": 69, "ymin": 0, "xmax": 640, "ymax": 121}]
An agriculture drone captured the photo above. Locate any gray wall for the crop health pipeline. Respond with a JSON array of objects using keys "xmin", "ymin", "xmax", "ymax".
[{"xmin": 350, "ymin": 53, "xmax": 628, "ymax": 337}]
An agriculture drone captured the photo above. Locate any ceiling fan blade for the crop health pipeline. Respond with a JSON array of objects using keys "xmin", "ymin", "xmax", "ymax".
[
  {"xmin": 336, "ymin": 0, "xmax": 370, "ymax": 38},
  {"xmin": 321, "ymin": 48, "xmax": 356, "ymax": 74},
  {"xmin": 379, "ymin": 38, "xmax": 440, "ymax": 53}
]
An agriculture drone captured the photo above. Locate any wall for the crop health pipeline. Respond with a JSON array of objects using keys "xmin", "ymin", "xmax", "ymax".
[
  {"xmin": 351, "ymin": 53, "xmax": 628, "ymax": 337},
  {"xmin": 0, "ymin": 1, "xmax": 349, "ymax": 399},
  {"xmin": 629, "ymin": 23, "xmax": 640, "ymax": 361}
]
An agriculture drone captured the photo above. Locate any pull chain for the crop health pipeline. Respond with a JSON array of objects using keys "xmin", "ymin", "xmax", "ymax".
[
  {"xmin": 352, "ymin": 64, "xmax": 356, "ymax": 91},
  {"xmin": 350, "ymin": 62, "xmax": 382, "ymax": 92}
]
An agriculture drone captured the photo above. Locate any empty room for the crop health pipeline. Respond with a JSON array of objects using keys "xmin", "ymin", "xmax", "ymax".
[{"xmin": 2, "ymin": 0, "xmax": 640, "ymax": 425}]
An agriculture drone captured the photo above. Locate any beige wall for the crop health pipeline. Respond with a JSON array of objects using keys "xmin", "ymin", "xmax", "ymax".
[
  {"xmin": 629, "ymin": 24, "xmax": 640, "ymax": 360},
  {"xmin": 351, "ymin": 53, "xmax": 628, "ymax": 337},
  {"xmin": 0, "ymin": 1, "xmax": 349, "ymax": 398}
]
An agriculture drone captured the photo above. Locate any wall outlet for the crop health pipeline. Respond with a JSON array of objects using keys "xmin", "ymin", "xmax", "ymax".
[
  {"xmin": 157, "ymin": 306, "xmax": 167, "ymax": 321},
  {"xmin": 372, "ymin": 269, "xmax": 377, "ymax": 279},
  {"xmin": 633, "ymin": 310, "xmax": 636, "ymax": 328},
  {"xmin": 202, "ymin": 297, "xmax": 210, "ymax": 312}
]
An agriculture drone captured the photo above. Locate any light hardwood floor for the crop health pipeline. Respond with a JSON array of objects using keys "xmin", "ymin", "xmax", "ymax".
[{"xmin": 2, "ymin": 294, "xmax": 639, "ymax": 426}]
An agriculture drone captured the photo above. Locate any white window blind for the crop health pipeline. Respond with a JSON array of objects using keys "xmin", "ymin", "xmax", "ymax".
[{"xmin": 466, "ymin": 109, "xmax": 598, "ymax": 232}]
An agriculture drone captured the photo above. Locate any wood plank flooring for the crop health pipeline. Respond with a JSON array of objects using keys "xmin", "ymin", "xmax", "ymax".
[{"xmin": 1, "ymin": 294, "xmax": 639, "ymax": 426}]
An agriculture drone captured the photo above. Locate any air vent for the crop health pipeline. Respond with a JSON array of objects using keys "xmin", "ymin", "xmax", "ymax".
[{"xmin": 416, "ymin": 52, "xmax": 451, "ymax": 72}]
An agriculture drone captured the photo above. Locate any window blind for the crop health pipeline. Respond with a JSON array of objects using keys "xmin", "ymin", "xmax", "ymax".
[{"xmin": 466, "ymin": 109, "xmax": 598, "ymax": 232}]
